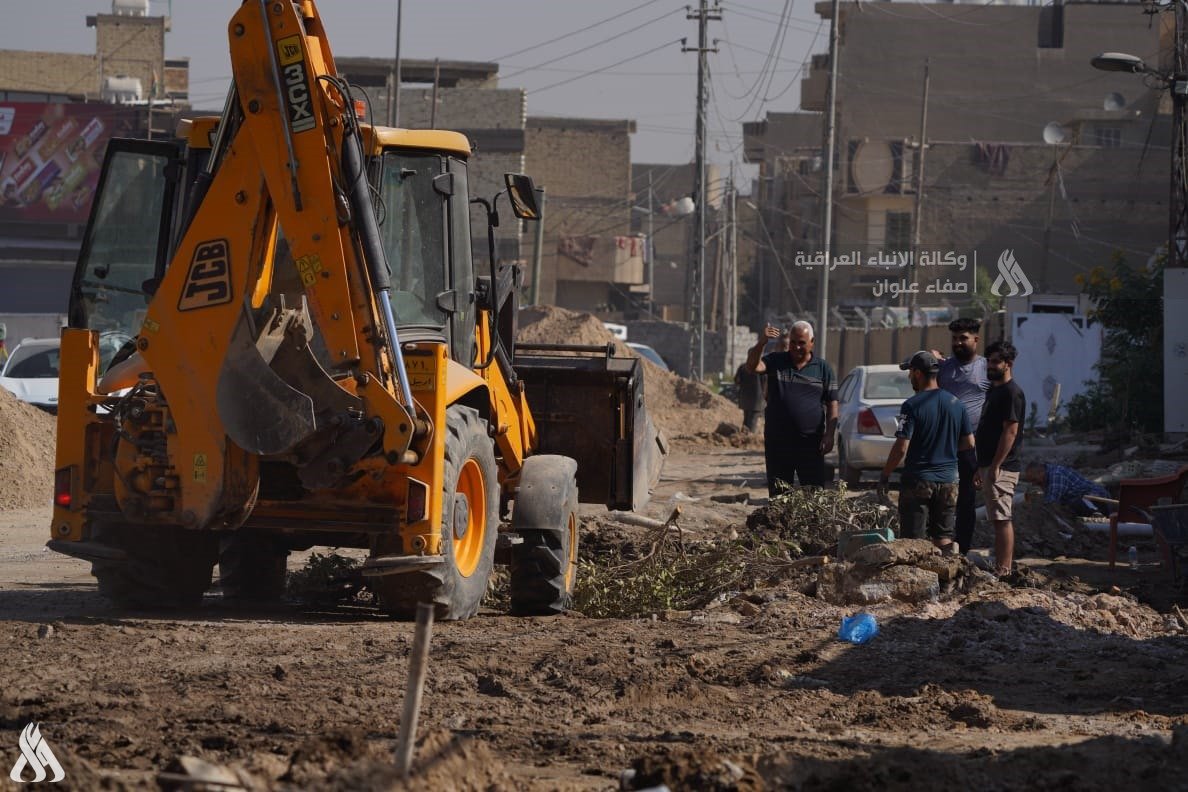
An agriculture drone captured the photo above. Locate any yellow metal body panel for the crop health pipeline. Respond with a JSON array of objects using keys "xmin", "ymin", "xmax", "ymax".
[
  {"xmin": 360, "ymin": 126, "xmax": 471, "ymax": 158},
  {"xmin": 51, "ymin": 329, "xmax": 102, "ymax": 541}
]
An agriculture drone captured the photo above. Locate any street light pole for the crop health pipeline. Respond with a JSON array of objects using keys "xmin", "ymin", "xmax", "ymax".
[
  {"xmin": 818, "ymin": 0, "xmax": 841, "ymax": 361},
  {"xmin": 647, "ymin": 170, "xmax": 655, "ymax": 315}
]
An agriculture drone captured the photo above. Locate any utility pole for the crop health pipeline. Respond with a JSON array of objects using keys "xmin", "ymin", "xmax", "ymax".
[
  {"xmin": 430, "ymin": 58, "xmax": 440, "ymax": 129},
  {"xmin": 389, "ymin": 0, "xmax": 403, "ymax": 127},
  {"xmin": 908, "ymin": 58, "xmax": 930, "ymax": 319},
  {"xmin": 1173, "ymin": 0, "xmax": 1188, "ymax": 268},
  {"xmin": 685, "ymin": 0, "xmax": 721, "ymax": 380},
  {"xmin": 722, "ymin": 165, "xmax": 731, "ymax": 375},
  {"xmin": 530, "ymin": 187, "xmax": 547, "ymax": 305},
  {"xmin": 647, "ymin": 170, "xmax": 655, "ymax": 315},
  {"xmin": 819, "ymin": 0, "xmax": 841, "ymax": 362}
]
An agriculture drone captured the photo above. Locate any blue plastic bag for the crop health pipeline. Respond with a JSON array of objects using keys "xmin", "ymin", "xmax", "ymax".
[{"xmin": 838, "ymin": 612, "xmax": 879, "ymax": 644}]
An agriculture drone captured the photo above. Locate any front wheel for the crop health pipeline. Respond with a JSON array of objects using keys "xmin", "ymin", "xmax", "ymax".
[
  {"xmin": 509, "ymin": 455, "xmax": 580, "ymax": 615},
  {"xmin": 373, "ymin": 405, "xmax": 498, "ymax": 621}
]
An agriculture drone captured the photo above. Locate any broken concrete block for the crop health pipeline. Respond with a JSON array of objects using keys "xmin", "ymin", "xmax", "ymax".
[
  {"xmin": 849, "ymin": 538, "xmax": 939, "ymax": 570},
  {"xmin": 866, "ymin": 564, "xmax": 940, "ymax": 603},
  {"xmin": 917, "ymin": 554, "xmax": 963, "ymax": 583}
]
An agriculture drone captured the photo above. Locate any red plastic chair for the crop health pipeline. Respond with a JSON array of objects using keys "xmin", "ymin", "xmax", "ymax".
[{"xmin": 1108, "ymin": 465, "xmax": 1188, "ymax": 572}]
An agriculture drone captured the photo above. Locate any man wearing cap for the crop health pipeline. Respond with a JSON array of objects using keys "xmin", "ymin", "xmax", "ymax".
[
  {"xmin": 932, "ymin": 318, "xmax": 990, "ymax": 556},
  {"xmin": 746, "ymin": 320, "xmax": 838, "ymax": 494},
  {"xmin": 879, "ymin": 351, "xmax": 976, "ymax": 553}
]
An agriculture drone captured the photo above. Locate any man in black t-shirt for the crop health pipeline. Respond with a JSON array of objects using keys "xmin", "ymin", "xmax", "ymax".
[
  {"xmin": 973, "ymin": 340, "xmax": 1025, "ymax": 577},
  {"xmin": 745, "ymin": 320, "xmax": 839, "ymax": 494}
]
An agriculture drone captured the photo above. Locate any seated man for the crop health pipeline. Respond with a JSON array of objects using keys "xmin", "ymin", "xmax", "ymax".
[{"xmin": 1022, "ymin": 461, "xmax": 1111, "ymax": 516}]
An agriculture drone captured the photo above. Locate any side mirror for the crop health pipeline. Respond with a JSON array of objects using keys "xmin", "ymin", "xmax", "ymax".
[{"xmin": 503, "ymin": 173, "xmax": 541, "ymax": 220}]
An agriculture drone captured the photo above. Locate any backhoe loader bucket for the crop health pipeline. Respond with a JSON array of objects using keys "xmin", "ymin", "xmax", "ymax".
[{"xmin": 514, "ymin": 343, "xmax": 667, "ymax": 512}]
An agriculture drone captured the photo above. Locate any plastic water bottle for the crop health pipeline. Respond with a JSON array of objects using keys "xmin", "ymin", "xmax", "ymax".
[
  {"xmin": 1128, "ymin": 545, "xmax": 1138, "ymax": 570},
  {"xmin": 838, "ymin": 612, "xmax": 879, "ymax": 645}
]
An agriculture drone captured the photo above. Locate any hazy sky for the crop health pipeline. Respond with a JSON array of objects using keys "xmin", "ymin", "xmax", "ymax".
[{"xmin": 2, "ymin": 1, "xmax": 824, "ymax": 171}]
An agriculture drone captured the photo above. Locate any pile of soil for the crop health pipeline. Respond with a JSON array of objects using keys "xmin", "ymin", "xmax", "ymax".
[
  {"xmin": 517, "ymin": 306, "xmax": 742, "ymax": 438},
  {"xmin": 0, "ymin": 386, "xmax": 55, "ymax": 510},
  {"xmin": 972, "ymin": 500, "xmax": 1110, "ymax": 561}
]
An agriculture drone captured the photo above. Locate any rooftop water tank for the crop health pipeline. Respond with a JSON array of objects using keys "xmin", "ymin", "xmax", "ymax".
[
  {"xmin": 112, "ymin": 0, "xmax": 150, "ymax": 16},
  {"xmin": 102, "ymin": 75, "xmax": 144, "ymax": 104}
]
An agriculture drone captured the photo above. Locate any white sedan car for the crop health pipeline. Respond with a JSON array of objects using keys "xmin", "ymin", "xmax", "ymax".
[
  {"xmin": 835, "ymin": 364, "xmax": 915, "ymax": 486},
  {"xmin": 0, "ymin": 337, "xmax": 62, "ymax": 413},
  {"xmin": 0, "ymin": 334, "xmax": 130, "ymax": 414}
]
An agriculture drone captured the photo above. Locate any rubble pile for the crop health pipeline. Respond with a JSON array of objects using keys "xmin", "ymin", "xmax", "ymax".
[
  {"xmin": 746, "ymin": 486, "xmax": 894, "ymax": 557},
  {"xmin": 0, "ymin": 386, "xmax": 55, "ymax": 510},
  {"xmin": 517, "ymin": 305, "xmax": 742, "ymax": 437},
  {"xmin": 817, "ymin": 539, "xmax": 972, "ymax": 606}
]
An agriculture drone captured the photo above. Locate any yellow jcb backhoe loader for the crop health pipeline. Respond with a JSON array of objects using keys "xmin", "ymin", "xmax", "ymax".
[{"xmin": 48, "ymin": 0, "xmax": 663, "ymax": 619}]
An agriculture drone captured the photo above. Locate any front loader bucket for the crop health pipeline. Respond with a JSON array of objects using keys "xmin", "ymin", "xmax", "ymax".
[{"xmin": 514, "ymin": 343, "xmax": 667, "ymax": 512}]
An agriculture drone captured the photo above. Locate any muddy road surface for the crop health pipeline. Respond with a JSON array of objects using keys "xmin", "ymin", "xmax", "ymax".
[{"xmin": 2, "ymin": 443, "xmax": 1187, "ymax": 790}]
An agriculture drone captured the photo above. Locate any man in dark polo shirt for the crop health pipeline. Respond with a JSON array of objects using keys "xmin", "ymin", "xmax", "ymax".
[
  {"xmin": 745, "ymin": 320, "xmax": 838, "ymax": 494},
  {"xmin": 879, "ymin": 351, "xmax": 975, "ymax": 553}
]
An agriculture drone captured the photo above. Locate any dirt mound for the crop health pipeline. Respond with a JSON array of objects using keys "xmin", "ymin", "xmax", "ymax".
[
  {"xmin": 0, "ymin": 386, "xmax": 55, "ymax": 511},
  {"xmin": 830, "ymin": 684, "xmax": 1030, "ymax": 732},
  {"xmin": 517, "ymin": 306, "xmax": 742, "ymax": 438},
  {"xmin": 310, "ymin": 730, "xmax": 513, "ymax": 791}
]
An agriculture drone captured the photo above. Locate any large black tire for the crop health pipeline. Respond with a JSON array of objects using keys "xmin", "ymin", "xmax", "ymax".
[
  {"xmin": 91, "ymin": 523, "xmax": 218, "ymax": 609},
  {"xmin": 839, "ymin": 442, "xmax": 862, "ymax": 488},
  {"xmin": 374, "ymin": 406, "xmax": 498, "ymax": 620},
  {"xmin": 218, "ymin": 534, "xmax": 290, "ymax": 601},
  {"xmin": 509, "ymin": 455, "xmax": 580, "ymax": 616}
]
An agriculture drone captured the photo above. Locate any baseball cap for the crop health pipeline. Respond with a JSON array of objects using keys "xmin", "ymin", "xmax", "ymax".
[{"xmin": 899, "ymin": 350, "xmax": 940, "ymax": 373}]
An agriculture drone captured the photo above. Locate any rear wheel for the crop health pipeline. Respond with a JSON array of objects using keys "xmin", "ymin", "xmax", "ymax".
[
  {"xmin": 218, "ymin": 534, "xmax": 290, "ymax": 601},
  {"xmin": 839, "ymin": 442, "xmax": 861, "ymax": 488},
  {"xmin": 91, "ymin": 523, "xmax": 218, "ymax": 609},
  {"xmin": 374, "ymin": 406, "xmax": 498, "ymax": 620},
  {"xmin": 509, "ymin": 455, "xmax": 580, "ymax": 615}
]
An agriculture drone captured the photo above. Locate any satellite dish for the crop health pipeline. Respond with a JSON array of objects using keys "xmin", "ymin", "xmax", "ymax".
[
  {"xmin": 850, "ymin": 140, "xmax": 894, "ymax": 194},
  {"xmin": 1103, "ymin": 92, "xmax": 1126, "ymax": 111},
  {"xmin": 1042, "ymin": 122, "xmax": 1069, "ymax": 145}
]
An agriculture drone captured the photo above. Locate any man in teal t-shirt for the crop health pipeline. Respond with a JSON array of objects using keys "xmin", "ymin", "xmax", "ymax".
[{"xmin": 879, "ymin": 351, "xmax": 976, "ymax": 552}]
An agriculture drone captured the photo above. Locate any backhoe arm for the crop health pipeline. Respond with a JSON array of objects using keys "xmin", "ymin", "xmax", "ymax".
[{"xmin": 132, "ymin": 0, "xmax": 415, "ymax": 530}]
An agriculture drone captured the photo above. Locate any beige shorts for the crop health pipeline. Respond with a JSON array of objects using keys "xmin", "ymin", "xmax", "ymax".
[{"xmin": 981, "ymin": 468, "xmax": 1020, "ymax": 522}]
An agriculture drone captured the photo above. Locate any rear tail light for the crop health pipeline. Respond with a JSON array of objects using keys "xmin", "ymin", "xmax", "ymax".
[
  {"xmin": 54, "ymin": 467, "xmax": 73, "ymax": 509},
  {"xmin": 406, "ymin": 478, "xmax": 428, "ymax": 525},
  {"xmin": 857, "ymin": 408, "xmax": 882, "ymax": 435}
]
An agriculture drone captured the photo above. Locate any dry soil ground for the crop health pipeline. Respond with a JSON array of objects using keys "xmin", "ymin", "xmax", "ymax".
[{"xmin": 2, "ymin": 442, "xmax": 1188, "ymax": 791}]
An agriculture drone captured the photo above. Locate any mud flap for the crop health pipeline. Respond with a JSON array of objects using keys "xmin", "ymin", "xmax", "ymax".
[{"xmin": 514, "ymin": 343, "xmax": 667, "ymax": 511}]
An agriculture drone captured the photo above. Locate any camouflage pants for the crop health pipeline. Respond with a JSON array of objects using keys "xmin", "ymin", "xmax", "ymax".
[{"xmin": 898, "ymin": 476, "xmax": 959, "ymax": 542}]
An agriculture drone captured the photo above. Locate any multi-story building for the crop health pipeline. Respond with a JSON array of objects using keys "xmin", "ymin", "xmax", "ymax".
[
  {"xmin": 745, "ymin": 0, "xmax": 1168, "ymax": 320},
  {"xmin": 524, "ymin": 117, "xmax": 642, "ymax": 310},
  {"xmin": 0, "ymin": 0, "xmax": 187, "ymax": 317}
]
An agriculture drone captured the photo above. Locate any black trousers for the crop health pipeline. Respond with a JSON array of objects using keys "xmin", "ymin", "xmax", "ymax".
[
  {"xmin": 955, "ymin": 448, "xmax": 978, "ymax": 553},
  {"xmin": 743, "ymin": 409, "xmax": 762, "ymax": 432},
  {"xmin": 765, "ymin": 433, "xmax": 825, "ymax": 495}
]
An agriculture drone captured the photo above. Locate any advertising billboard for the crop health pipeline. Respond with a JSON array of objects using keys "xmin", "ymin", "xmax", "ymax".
[{"xmin": 0, "ymin": 102, "xmax": 139, "ymax": 226}]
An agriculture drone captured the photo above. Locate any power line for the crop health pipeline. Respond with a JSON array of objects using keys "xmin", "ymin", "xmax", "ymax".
[
  {"xmin": 502, "ymin": 7, "xmax": 683, "ymax": 81},
  {"xmin": 527, "ymin": 38, "xmax": 684, "ymax": 95},
  {"xmin": 489, "ymin": 0, "xmax": 668, "ymax": 62}
]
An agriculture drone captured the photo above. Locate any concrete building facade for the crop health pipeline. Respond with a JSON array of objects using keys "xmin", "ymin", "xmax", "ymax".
[
  {"xmin": 745, "ymin": 0, "xmax": 1168, "ymax": 323},
  {"xmin": 524, "ymin": 117, "xmax": 641, "ymax": 311}
]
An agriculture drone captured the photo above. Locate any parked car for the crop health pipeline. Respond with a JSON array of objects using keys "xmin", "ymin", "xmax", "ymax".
[
  {"xmin": 836, "ymin": 364, "xmax": 915, "ymax": 486},
  {"xmin": 0, "ymin": 333, "xmax": 129, "ymax": 414},
  {"xmin": 0, "ymin": 337, "xmax": 63, "ymax": 413},
  {"xmin": 626, "ymin": 341, "xmax": 670, "ymax": 372}
]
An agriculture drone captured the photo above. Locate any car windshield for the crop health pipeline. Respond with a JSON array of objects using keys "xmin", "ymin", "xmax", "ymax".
[
  {"xmin": 862, "ymin": 370, "xmax": 914, "ymax": 400},
  {"xmin": 4, "ymin": 347, "xmax": 59, "ymax": 379}
]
